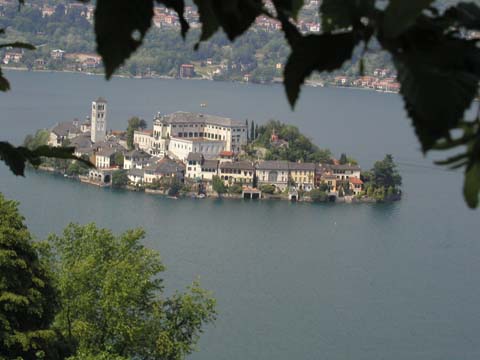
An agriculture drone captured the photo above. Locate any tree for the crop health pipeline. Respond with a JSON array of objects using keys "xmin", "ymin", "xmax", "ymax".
[
  {"xmin": 168, "ymin": 178, "xmax": 182, "ymax": 196},
  {"xmin": 309, "ymin": 189, "xmax": 328, "ymax": 203},
  {"xmin": 372, "ymin": 154, "xmax": 402, "ymax": 190},
  {"xmin": 114, "ymin": 152, "xmax": 124, "ymax": 167},
  {"xmin": 48, "ymin": 223, "xmax": 216, "ymax": 360},
  {"xmin": 339, "ymin": 153, "xmax": 347, "ymax": 165},
  {"xmin": 245, "ymin": 119, "xmax": 249, "ymax": 141},
  {"xmin": 212, "ymin": 176, "xmax": 227, "ymax": 195},
  {"xmin": 228, "ymin": 183, "xmax": 243, "ymax": 194},
  {"xmin": 23, "ymin": 129, "xmax": 50, "ymax": 150},
  {"xmin": 0, "ymin": 193, "xmax": 62, "ymax": 359},
  {"xmin": 66, "ymin": 160, "xmax": 90, "ymax": 177},
  {"xmin": 260, "ymin": 184, "xmax": 276, "ymax": 194},
  {"xmin": 250, "ymin": 120, "xmax": 255, "ymax": 142},
  {"xmin": 112, "ymin": 169, "xmax": 129, "ymax": 188},
  {"xmin": 126, "ymin": 116, "xmax": 147, "ymax": 150}
]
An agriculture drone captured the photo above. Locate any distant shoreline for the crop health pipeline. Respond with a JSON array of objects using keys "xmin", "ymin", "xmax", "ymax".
[{"xmin": 3, "ymin": 66, "xmax": 400, "ymax": 94}]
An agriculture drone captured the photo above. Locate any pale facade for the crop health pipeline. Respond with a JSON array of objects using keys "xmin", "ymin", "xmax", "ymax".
[
  {"xmin": 289, "ymin": 163, "xmax": 316, "ymax": 191},
  {"xmin": 134, "ymin": 112, "xmax": 248, "ymax": 157},
  {"xmin": 169, "ymin": 137, "xmax": 225, "ymax": 161},
  {"xmin": 123, "ymin": 150, "xmax": 151, "ymax": 169},
  {"xmin": 134, "ymin": 131, "xmax": 155, "ymax": 152},
  {"xmin": 91, "ymin": 97, "xmax": 107, "ymax": 143},
  {"xmin": 219, "ymin": 161, "xmax": 255, "ymax": 185},
  {"xmin": 330, "ymin": 165, "xmax": 361, "ymax": 180},
  {"xmin": 256, "ymin": 161, "xmax": 290, "ymax": 191}
]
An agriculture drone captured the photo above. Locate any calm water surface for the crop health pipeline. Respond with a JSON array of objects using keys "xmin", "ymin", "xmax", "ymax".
[{"xmin": 0, "ymin": 71, "xmax": 479, "ymax": 360}]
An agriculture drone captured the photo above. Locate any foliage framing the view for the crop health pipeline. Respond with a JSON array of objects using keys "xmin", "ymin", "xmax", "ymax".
[{"xmin": 1, "ymin": 0, "xmax": 480, "ymax": 208}]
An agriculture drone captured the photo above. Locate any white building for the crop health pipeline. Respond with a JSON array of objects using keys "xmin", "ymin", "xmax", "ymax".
[
  {"xmin": 169, "ymin": 137, "xmax": 225, "ymax": 161},
  {"xmin": 91, "ymin": 97, "xmax": 107, "ymax": 143},
  {"xmin": 95, "ymin": 148, "xmax": 117, "ymax": 169},
  {"xmin": 123, "ymin": 149, "xmax": 152, "ymax": 169},
  {"xmin": 133, "ymin": 112, "xmax": 248, "ymax": 158},
  {"xmin": 330, "ymin": 165, "xmax": 361, "ymax": 180}
]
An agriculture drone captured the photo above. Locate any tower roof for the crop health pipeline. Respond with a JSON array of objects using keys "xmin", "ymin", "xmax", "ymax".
[{"xmin": 94, "ymin": 96, "xmax": 107, "ymax": 103}]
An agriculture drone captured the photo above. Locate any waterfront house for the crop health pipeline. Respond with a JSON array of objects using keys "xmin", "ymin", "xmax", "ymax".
[
  {"xmin": 179, "ymin": 64, "xmax": 195, "ymax": 78},
  {"xmin": 143, "ymin": 157, "xmax": 185, "ymax": 184},
  {"xmin": 329, "ymin": 164, "xmax": 361, "ymax": 180},
  {"xmin": 256, "ymin": 161, "xmax": 290, "ymax": 191},
  {"xmin": 186, "ymin": 152, "xmax": 204, "ymax": 179},
  {"xmin": 95, "ymin": 148, "xmax": 118, "ymax": 169},
  {"xmin": 200, "ymin": 159, "xmax": 219, "ymax": 181},
  {"xmin": 219, "ymin": 161, "xmax": 255, "ymax": 185},
  {"xmin": 321, "ymin": 174, "xmax": 339, "ymax": 193},
  {"xmin": 289, "ymin": 162, "xmax": 316, "ymax": 191},
  {"xmin": 127, "ymin": 168, "xmax": 145, "ymax": 185},
  {"xmin": 124, "ymin": 149, "xmax": 151, "ymax": 169},
  {"xmin": 349, "ymin": 177, "xmax": 364, "ymax": 195}
]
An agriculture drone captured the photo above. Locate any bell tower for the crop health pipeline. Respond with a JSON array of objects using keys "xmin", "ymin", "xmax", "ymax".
[{"xmin": 91, "ymin": 97, "xmax": 107, "ymax": 143}]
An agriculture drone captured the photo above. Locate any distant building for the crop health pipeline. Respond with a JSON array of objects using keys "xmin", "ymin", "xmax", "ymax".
[
  {"xmin": 133, "ymin": 111, "xmax": 248, "ymax": 159},
  {"xmin": 143, "ymin": 157, "xmax": 185, "ymax": 184},
  {"xmin": 48, "ymin": 121, "xmax": 82, "ymax": 147},
  {"xmin": 289, "ymin": 162, "xmax": 316, "ymax": 191},
  {"xmin": 91, "ymin": 97, "xmax": 107, "ymax": 143},
  {"xmin": 256, "ymin": 161, "xmax": 290, "ymax": 191},
  {"xmin": 51, "ymin": 49, "xmax": 65, "ymax": 60},
  {"xmin": 95, "ymin": 148, "xmax": 118, "ymax": 169},
  {"xmin": 219, "ymin": 161, "xmax": 255, "ymax": 185},
  {"xmin": 123, "ymin": 149, "xmax": 151, "ymax": 169},
  {"xmin": 3, "ymin": 50, "xmax": 23, "ymax": 65},
  {"xmin": 179, "ymin": 64, "xmax": 195, "ymax": 78}
]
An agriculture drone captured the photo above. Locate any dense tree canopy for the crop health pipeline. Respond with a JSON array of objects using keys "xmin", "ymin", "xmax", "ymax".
[
  {"xmin": 0, "ymin": 193, "xmax": 62, "ymax": 360},
  {"xmin": 47, "ymin": 223, "xmax": 216, "ymax": 360},
  {"xmin": 1, "ymin": 0, "xmax": 480, "ymax": 208}
]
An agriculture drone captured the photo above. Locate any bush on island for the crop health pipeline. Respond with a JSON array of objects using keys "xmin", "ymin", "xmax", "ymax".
[{"xmin": 260, "ymin": 184, "xmax": 276, "ymax": 194}]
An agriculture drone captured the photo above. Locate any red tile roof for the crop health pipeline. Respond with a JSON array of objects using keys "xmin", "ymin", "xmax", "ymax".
[{"xmin": 349, "ymin": 177, "xmax": 363, "ymax": 185}]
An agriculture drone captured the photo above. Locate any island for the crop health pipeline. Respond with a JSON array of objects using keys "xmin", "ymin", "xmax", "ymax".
[{"xmin": 23, "ymin": 97, "xmax": 402, "ymax": 203}]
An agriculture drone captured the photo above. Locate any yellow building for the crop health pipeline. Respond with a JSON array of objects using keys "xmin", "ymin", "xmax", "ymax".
[{"xmin": 289, "ymin": 163, "xmax": 316, "ymax": 191}]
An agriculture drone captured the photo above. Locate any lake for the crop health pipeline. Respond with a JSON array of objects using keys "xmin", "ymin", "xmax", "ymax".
[{"xmin": 1, "ymin": 70, "xmax": 479, "ymax": 360}]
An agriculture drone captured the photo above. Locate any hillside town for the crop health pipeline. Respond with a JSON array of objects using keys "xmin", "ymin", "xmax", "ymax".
[{"xmin": 40, "ymin": 97, "xmax": 385, "ymax": 202}]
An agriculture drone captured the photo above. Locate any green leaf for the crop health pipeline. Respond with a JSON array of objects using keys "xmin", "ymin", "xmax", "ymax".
[
  {"xmin": 95, "ymin": 0, "xmax": 154, "ymax": 79},
  {"xmin": 383, "ymin": 0, "xmax": 434, "ymax": 38},
  {"xmin": 157, "ymin": 0, "xmax": 190, "ymax": 38},
  {"xmin": 0, "ymin": 142, "xmax": 93, "ymax": 176},
  {"xmin": 394, "ymin": 37, "xmax": 480, "ymax": 151},
  {"xmin": 192, "ymin": 0, "xmax": 220, "ymax": 46},
  {"xmin": 320, "ymin": 0, "xmax": 374, "ymax": 32},
  {"xmin": 464, "ymin": 162, "xmax": 480, "ymax": 208},
  {"xmin": 284, "ymin": 32, "xmax": 357, "ymax": 107},
  {"xmin": 193, "ymin": 0, "xmax": 262, "ymax": 45},
  {"xmin": 0, "ymin": 42, "xmax": 35, "ymax": 50}
]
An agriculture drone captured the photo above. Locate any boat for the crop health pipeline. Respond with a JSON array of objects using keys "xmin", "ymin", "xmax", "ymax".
[{"xmin": 200, "ymin": 103, "xmax": 207, "ymax": 108}]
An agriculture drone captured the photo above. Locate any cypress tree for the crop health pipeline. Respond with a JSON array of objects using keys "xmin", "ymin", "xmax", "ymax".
[
  {"xmin": 246, "ymin": 119, "xmax": 249, "ymax": 141},
  {"xmin": 250, "ymin": 120, "xmax": 255, "ymax": 141},
  {"xmin": 255, "ymin": 124, "xmax": 259, "ymax": 139}
]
